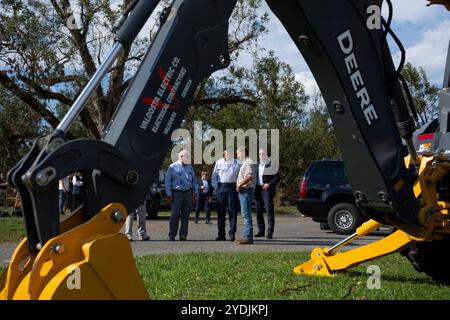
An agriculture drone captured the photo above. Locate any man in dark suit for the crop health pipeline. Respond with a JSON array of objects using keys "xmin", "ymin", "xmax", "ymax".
[
  {"xmin": 195, "ymin": 171, "xmax": 213, "ymax": 224},
  {"xmin": 254, "ymin": 148, "xmax": 280, "ymax": 239}
]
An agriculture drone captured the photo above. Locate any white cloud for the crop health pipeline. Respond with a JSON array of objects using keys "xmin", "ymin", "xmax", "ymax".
[
  {"xmin": 259, "ymin": 7, "xmax": 309, "ymax": 72},
  {"xmin": 295, "ymin": 71, "xmax": 319, "ymax": 98},
  {"xmin": 383, "ymin": 0, "xmax": 445, "ymax": 24},
  {"xmin": 394, "ymin": 20, "xmax": 450, "ymax": 85},
  {"xmin": 259, "ymin": 2, "xmax": 449, "ymax": 87}
]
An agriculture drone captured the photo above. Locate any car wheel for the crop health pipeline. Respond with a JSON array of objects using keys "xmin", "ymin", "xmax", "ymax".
[
  {"xmin": 146, "ymin": 197, "xmax": 160, "ymax": 220},
  {"xmin": 327, "ymin": 203, "xmax": 362, "ymax": 235}
]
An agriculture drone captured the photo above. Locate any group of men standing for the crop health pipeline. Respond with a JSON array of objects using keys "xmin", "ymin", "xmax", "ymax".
[
  {"xmin": 57, "ymin": 171, "xmax": 84, "ymax": 215},
  {"xmin": 165, "ymin": 146, "xmax": 279, "ymax": 244}
]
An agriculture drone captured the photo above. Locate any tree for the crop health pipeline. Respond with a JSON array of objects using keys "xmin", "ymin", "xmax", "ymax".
[
  {"xmin": 0, "ymin": 90, "xmax": 44, "ymax": 174},
  {"xmin": 401, "ymin": 62, "xmax": 440, "ymax": 124},
  {"xmin": 183, "ymin": 52, "xmax": 315, "ymax": 204},
  {"xmin": 0, "ymin": 0, "xmax": 269, "ymax": 140}
]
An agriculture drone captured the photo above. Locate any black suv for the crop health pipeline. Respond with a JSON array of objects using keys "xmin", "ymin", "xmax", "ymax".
[
  {"xmin": 145, "ymin": 170, "xmax": 166, "ymax": 219},
  {"xmin": 297, "ymin": 159, "xmax": 366, "ymax": 234}
]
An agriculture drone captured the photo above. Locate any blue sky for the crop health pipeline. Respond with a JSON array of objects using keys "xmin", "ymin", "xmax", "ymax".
[
  {"xmin": 244, "ymin": 1, "xmax": 450, "ymax": 98},
  {"xmin": 88, "ymin": 1, "xmax": 450, "ymax": 101}
]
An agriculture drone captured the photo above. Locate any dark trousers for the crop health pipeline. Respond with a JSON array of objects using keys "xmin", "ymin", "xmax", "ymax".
[
  {"xmin": 254, "ymin": 185, "xmax": 275, "ymax": 236},
  {"xmin": 216, "ymin": 183, "xmax": 238, "ymax": 239},
  {"xmin": 195, "ymin": 193, "xmax": 211, "ymax": 221},
  {"xmin": 72, "ymin": 193, "xmax": 83, "ymax": 209},
  {"xmin": 169, "ymin": 190, "xmax": 192, "ymax": 238}
]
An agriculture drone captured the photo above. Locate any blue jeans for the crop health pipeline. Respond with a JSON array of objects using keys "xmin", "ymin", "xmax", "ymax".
[
  {"xmin": 238, "ymin": 188, "xmax": 254, "ymax": 241},
  {"xmin": 58, "ymin": 190, "xmax": 67, "ymax": 214}
]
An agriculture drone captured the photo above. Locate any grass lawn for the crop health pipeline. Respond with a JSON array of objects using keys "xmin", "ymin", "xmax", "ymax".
[
  {"xmin": 1, "ymin": 250, "xmax": 449, "ymax": 299},
  {"xmin": 136, "ymin": 251, "xmax": 450, "ymax": 300},
  {"xmin": 0, "ymin": 217, "xmax": 24, "ymax": 243}
]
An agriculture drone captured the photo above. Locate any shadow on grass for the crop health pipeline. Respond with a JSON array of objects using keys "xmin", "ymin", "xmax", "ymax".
[
  {"xmin": 134, "ymin": 238, "xmax": 374, "ymax": 247},
  {"xmin": 252, "ymin": 239, "xmax": 362, "ymax": 247}
]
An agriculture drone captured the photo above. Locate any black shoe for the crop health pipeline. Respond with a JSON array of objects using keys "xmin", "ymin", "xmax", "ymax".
[
  {"xmin": 140, "ymin": 236, "xmax": 150, "ymax": 241},
  {"xmin": 229, "ymin": 236, "xmax": 235, "ymax": 242},
  {"xmin": 169, "ymin": 236, "xmax": 175, "ymax": 241},
  {"xmin": 255, "ymin": 232, "xmax": 265, "ymax": 237},
  {"xmin": 235, "ymin": 239, "xmax": 254, "ymax": 245},
  {"xmin": 180, "ymin": 236, "xmax": 187, "ymax": 241},
  {"xmin": 215, "ymin": 237, "xmax": 226, "ymax": 241},
  {"xmin": 128, "ymin": 237, "xmax": 133, "ymax": 242},
  {"xmin": 266, "ymin": 234, "xmax": 273, "ymax": 239},
  {"xmin": 205, "ymin": 220, "xmax": 211, "ymax": 224},
  {"xmin": 194, "ymin": 219, "xmax": 198, "ymax": 224}
]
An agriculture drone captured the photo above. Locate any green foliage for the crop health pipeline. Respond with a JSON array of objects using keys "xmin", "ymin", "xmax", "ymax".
[
  {"xmin": 0, "ymin": 0, "xmax": 271, "ymax": 176},
  {"xmin": 0, "ymin": 90, "xmax": 45, "ymax": 173},
  {"xmin": 401, "ymin": 62, "xmax": 440, "ymax": 123},
  {"xmin": 183, "ymin": 53, "xmax": 339, "ymax": 203},
  {"xmin": 0, "ymin": 0, "xmax": 439, "ymax": 206}
]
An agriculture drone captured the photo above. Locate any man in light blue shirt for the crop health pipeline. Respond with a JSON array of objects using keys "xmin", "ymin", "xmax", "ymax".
[
  {"xmin": 211, "ymin": 147, "xmax": 241, "ymax": 241},
  {"xmin": 165, "ymin": 150, "xmax": 198, "ymax": 241}
]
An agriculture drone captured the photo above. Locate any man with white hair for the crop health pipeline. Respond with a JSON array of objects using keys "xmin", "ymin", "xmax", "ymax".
[
  {"xmin": 165, "ymin": 150, "xmax": 198, "ymax": 241},
  {"xmin": 211, "ymin": 146, "xmax": 241, "ymax": 241}
]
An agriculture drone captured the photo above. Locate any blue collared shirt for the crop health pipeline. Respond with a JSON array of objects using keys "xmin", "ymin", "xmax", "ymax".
[
  {"xmin": 258, "ymin": 162, "xmax": 266, "ymax": 186},
  {"xmin": 211, "ymin": 158, "xmax": 241, "ymax": 190},
  {"xmin": 202, "ymin": 179, "xmax": 209, "ymax": 194},
  {"xmin": 165, "ymin": 161, "xmax": 198, "ymax": 197}
]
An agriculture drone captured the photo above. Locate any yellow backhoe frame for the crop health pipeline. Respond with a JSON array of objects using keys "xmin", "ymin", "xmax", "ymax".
[
  {"xmin": 295, "ymin": 155, "xmax": 450, "ymax": 277},
  {"xmin": 0, "ymin": 203, "xmax": 148, "ymax": 300}
]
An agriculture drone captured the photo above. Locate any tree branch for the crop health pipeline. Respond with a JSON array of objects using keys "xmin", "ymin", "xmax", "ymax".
[
  {"xmin": 229, "ymin": 32, "xmax": 255, "ymax": 54},
  {"xmin": 40, "ymin": 75, "xmax": 82, "ymax": 86},
  {"xmin": 16, "ymin": 74, "xmax": 74, "ymax": 105},
  {"xmin": 50, "ymin": 0, "xmax": 107, "ymax": 133},
  {"xmin": 80, "ymin": 109, "xmax": 101, "ymax": 139},
  {"xmin": 0, "ymin": 71, "xmax": 74, "ymax": 139},
  {"xmin": 193, "ymin": 97, "xmax": 257, "ymax": 109}
]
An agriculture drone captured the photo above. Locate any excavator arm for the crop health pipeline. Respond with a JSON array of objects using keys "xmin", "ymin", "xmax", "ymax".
[{"xmin": 1, "ymin": 0, "xmax": 449, "ymax": 299}]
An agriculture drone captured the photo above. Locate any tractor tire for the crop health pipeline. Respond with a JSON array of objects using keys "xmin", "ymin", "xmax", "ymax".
[{"xmin": 402, "ymin": 235, "xmax": 450, "ymax": 284}]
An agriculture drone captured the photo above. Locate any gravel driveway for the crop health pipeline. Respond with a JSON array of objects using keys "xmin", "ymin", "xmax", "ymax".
[
  {"xmin": 0, "ymin": 212, "xmax": 392, "ymax": 266},
  {"xmin": 127, "ymin": 213, "xmax": 391, "ymax": 256}
]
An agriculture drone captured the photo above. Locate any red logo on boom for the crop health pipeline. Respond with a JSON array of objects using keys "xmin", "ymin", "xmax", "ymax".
[{"xmin": 142, "ymin": 67, "xmax": 181, "ymax": 110}]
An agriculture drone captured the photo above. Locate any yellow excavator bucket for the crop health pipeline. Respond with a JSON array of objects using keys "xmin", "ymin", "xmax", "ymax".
[
  {"xmin": 0, "ymin": 203, "xmax": 148, "ymax": 300},
  {"xmin": 294, "ymin": 220, "xmax": 422, "ymax": 277}
]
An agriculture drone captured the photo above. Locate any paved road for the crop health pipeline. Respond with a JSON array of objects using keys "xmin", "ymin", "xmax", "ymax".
[{"xmin": 0, "ymin": 212, "xmax": 392, "ymax": 266}]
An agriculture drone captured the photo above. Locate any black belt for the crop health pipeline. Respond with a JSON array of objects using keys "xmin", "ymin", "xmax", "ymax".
[
  {"xmin": 173, "ymin": 189, "xmax": 192, "ymax": 193},
  {"xmin": 220, "ymin": 182, "xmax": 236, "ymax": 186}
]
